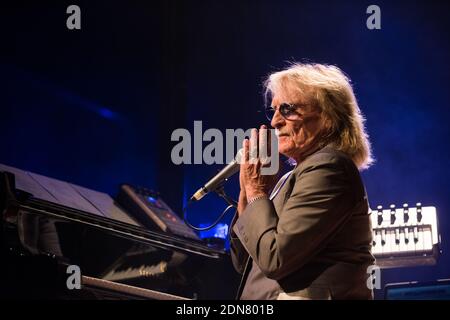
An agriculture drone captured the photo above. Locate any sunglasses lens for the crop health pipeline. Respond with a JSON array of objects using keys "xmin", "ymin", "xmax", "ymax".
[
  {"xmin": 280, "ymin": 103, "xmax": 298, "ymax": 120},
  {"xmin": 265, "ymin": 104, "xmax": 300, "ymax": 121}
]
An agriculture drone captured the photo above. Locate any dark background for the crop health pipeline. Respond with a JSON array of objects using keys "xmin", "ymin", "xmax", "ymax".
[{"xmin": 1, "ymin": 0, "xmax": 449, "ymax": 299}]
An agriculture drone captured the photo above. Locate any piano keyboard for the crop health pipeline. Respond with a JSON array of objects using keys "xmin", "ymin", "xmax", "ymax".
[
  {"xmin": 370, "ymin": 203, "xmax": 440, "ymax": 268},
  {"xmin": 103, "ymin": 261, "xmax": 168, "ymax": 282}
]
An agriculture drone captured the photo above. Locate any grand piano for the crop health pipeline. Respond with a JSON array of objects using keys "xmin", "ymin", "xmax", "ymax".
[{"xmin": 0, "ymin": 163, "xmax": 240, "ymax": 299}]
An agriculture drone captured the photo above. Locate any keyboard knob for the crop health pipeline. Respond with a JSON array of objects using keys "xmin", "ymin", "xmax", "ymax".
[
  {"xmin": 377, "ymin": 205, "xmax": 383, "ymax": 226},
  {"xmin": 416, "ymin": 202, "xmax": 423, "ymax": 223},
  {"xmin": 403, "ymin": 203, "xmax": 409, "ymax": 223},
  {"xmin": 390, "ymin": 204, "xmax": 396, "ymax": 225}
]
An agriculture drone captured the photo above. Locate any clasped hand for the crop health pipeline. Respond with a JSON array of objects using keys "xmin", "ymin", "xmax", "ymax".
[{"xmin": 239, "ymin": 125, "xmax": 279, "ymax": 203}]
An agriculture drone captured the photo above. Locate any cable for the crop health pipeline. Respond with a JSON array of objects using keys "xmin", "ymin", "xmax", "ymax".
[{"xmin": 183, "ymin": 186, "xmax": 237, "ymax": 231}]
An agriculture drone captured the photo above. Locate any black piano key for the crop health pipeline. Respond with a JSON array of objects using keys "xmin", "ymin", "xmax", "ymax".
[
  {"xmin": 381, "ymin": 229, "xmax": 386, "ymax": 245},
  {"xmin": 413, "ymin": 226, "xmax": 419, "ymax": 243}
]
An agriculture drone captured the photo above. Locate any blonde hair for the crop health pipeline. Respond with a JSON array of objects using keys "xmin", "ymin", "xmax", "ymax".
[{"xmin": 265, "ymin": 63, "xmax": 374, "ymax": 170}]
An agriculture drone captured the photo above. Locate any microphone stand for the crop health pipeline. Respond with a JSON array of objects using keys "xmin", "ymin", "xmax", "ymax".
[{"xmin": 214, "ymin": 185, "xmax": 237, "ymax": 208}]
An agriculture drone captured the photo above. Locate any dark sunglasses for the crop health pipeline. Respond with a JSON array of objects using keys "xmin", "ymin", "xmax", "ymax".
[{"xmin": 264, "ymin": 103, "xmax": 304, "ymax": 121}]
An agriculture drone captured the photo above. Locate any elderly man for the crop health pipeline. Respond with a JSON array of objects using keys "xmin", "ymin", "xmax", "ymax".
[{"xmin": 230, "ymin": 63, "xmax": 375, "ymax": 300}]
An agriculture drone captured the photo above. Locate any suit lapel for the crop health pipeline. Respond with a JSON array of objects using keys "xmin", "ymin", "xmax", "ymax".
[{"xmin": 270, "ymin": 170, "xmax": 294, "ymax": 217}]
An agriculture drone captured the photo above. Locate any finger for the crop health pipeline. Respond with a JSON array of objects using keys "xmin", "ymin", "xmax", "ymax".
[
  {"xmin": 267, "ymin": 127, "xmax": 276, "ymax": 162},
  {"xmin": 250, "ymin": 128, "xmax": 258, "ymax": 164},
  {"xmin": 259, "ymin": 125, "xmax": 270, "ymax": 166},
  {"xmin": 242, "ymin": 138, "xmax": 249, "ymax": 164}
]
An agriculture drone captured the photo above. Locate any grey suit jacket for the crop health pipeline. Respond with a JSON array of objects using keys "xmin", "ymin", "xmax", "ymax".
[{"xmin": 230, "ymin": 145, "xmax": 375, "ymax": 299}]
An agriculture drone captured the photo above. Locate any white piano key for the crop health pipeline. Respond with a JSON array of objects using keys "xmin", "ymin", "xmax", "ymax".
[
  {"xmin": 408, "ymin": 207, "xmax": 418, "ymax": 224},
  {"xmin": 381, "ymin": 229, "xmax": 391, "ymax": 255},
  {"xmin": 382, "ymin": 209, "xmax": 392, "ymax": 228},
  {"xmin": 422, "ymin": 226, "xmax": 433, "ymax": 253},
  {"xmin": 379, "ymin": 209, "xmax": 391, "ymax": 255},
  {"xmin": 372, "ymin": 230, "xmax": 383, "ymax": 255},
  {"xmin": 398, "ymin": 228, "xmax": 409, "ymax": 254},
  {"xmin": 405, "ymin": 227, "xmax": 416, "ymax": 253},
  {"xmin": 389, "ymin": 229, "xmax": 400, "ymax": 255},
  {"xmin": 398, "ymin": 208, "xmax": 407, "ymax": 226},
  {"xmin": 415, "ymin": 226, "xmax": 424, "ymax": 254}
]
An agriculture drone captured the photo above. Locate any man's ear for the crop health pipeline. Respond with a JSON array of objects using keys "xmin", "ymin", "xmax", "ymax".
[{"xmin": 321, "ymin": 115, "xmax": 333, "ymax": 131}]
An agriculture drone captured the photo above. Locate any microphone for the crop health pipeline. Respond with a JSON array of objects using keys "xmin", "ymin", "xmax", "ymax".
[{"xmin": 190, "ymin": 149, "xmax": 243, "ymax": 201}]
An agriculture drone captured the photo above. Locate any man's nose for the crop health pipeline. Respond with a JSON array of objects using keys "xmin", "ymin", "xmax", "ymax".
[{"xmin": 271, "ymin": 108, "xmax": 285, "ymax": 129}]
